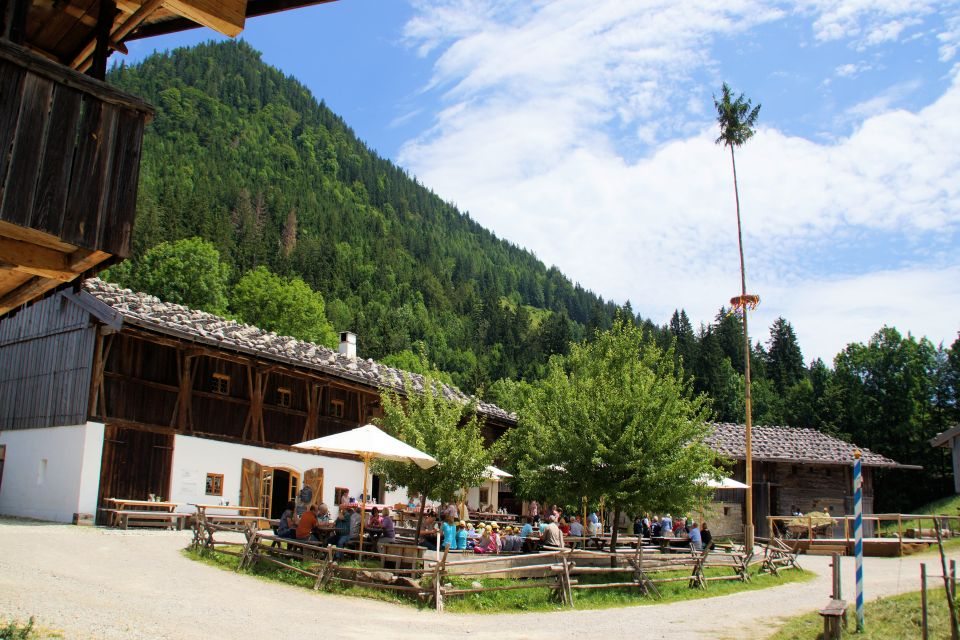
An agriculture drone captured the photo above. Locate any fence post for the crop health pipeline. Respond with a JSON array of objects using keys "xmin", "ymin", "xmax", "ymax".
[
  {"xmin": 853, "ymin": 450, "xmax": 865, "ymax": 632},
  {"xmin": 922, "ymin": 563, "xmax": 929, "ymax": 640},
  {"xmin": 831, "ymin": 552, "xmax": 841, "ymax": 600}
]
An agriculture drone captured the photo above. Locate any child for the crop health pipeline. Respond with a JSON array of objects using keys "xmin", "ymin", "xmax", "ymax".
[
  {"xmin": 455, "ymin": 521, "xmax": 468, "ymax": 550},
  {"xmin": 465, "ymin": 522, "xmax": 479, "ymax": 549}
]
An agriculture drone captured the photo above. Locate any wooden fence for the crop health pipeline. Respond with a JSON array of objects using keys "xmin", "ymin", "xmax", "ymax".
[{"xmin": 194, "ymin": 527, "xmax": 796, "ymax": 612}]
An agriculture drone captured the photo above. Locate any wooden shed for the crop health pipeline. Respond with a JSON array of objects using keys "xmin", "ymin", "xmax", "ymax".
[
  {"xmin": 0, "ymin": 279, "xmax": 516, "ymax": 523},
  {"xmin": 0, "ymin": 0, "xmax": 337, "ymax": 318},
  {"xmin": 705, "ymin": 422, "xmax": 913, "ymax": 538}
]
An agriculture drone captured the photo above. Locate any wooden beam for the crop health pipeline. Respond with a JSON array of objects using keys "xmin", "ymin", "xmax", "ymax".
[
  {"xmin": 0, "ymin": 236, "xmax": 75, "ymax": 280},
  {"xmin": 0, "ymin": 275, "xmax": 55, "ymax": 314},
  {"xmin": 161, "ymin": 0, "xmax": 247, "ymax": 37}
]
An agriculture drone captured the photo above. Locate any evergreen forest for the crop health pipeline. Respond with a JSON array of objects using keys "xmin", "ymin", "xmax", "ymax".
[{"xmin": 105, "ymin": 40, "xmax": 959, "ymax": 511}]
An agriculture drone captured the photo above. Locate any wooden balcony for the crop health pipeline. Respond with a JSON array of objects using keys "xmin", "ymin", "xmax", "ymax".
[{"xmin": 0, "ymin": 38, "xmax": 153, "ymax": 317}]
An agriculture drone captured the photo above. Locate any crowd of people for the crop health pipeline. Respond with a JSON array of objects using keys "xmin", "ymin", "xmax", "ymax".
[
  {"xmin": 275, "ymin": 500, "xmax": 398, "ymax": 557},
  {"xmin": 632, "ymin": 514, "xmax": 713, "ymax": 551},
  {"xmin": 273, "ymin": 496, "xmax": 714, "ymax": 557}
]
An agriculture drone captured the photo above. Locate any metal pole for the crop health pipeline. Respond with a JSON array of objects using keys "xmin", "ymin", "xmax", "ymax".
[
  {"xmin": 359, "ymin": 453, "xmax": 370, "ymax": 560},
  {"xmin": 854, "ymin": 449, "xmax": 864, "ymax": 631},
  {"xmin": 922, "ymin": 563, "xmax": 929, "ymax": 640}
]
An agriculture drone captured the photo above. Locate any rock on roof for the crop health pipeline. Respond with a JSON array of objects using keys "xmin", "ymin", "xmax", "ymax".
[
  {"xmin": 81, "ymin": 278, "xmax": 516, "ymax": 423},
  {"xmin": 705, "ymin": 422, "xmax": 903, "ymax": 468}
]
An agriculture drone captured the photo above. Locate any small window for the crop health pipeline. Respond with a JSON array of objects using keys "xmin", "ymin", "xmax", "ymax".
[
  {"xmin": 205, "ymin": 473, "xmax": 224, "ymax": 496},
  {"xmin": 330, "ymin": 400, "xmax": 344, "ymax": 418},
  {"xmin": 479, "ymin": 487, "xmax": 490, "ymax": 504},
  {"xmin": 334, "ymin": 486, "xmax": 350, "ymax": 505},
  {"xmin": 277, "ymin": 387, "xmax": 292, "ymax": 408},
  {"xmin": 212, "ymin": 373, "xmax": 230, "ymax": 395}
]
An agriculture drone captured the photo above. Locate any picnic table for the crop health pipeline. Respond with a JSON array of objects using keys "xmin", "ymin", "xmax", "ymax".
[
  {"xmin": 190, "ymin": 504, "xmax": 262, "ymax": 547},
  {"xmin": 100, "ymin": 498, "xmax": 187, "ymax": 530},
  {"xmin": 470, "ymin": 511, "xmax": 518, "ymax": 523}
]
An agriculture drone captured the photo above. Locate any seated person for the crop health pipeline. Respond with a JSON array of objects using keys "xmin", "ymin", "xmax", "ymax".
[
  {"xmin": 502, "ymin": 527, "xmax": 522, "ymax": 552},
  {"xmin": 700, "ymin": 522, "xmax": 713, "ymax": 550},
  {"xmin": 376, "ymin": 507, "xmax": 396, "ymax": 552},
  {"xmin": 277, "ymin": 500, "xmax": 298, "ymax": 539},
  {"xmin": 316, "ymin": 503, "xmax": 331, "ymax": 523},
  {"xmin": 688, "ymin": 521, "xmax": 703, "ymax": 551},
  {"xmin": 569, "ymin": 516, "xmax": 584, "ymax": 537},
  {"xmin": 417, "ymin": 514, "xmax": 438, "ymax": 548},
  {"xmin": 295, "ymin": 504, "xmax": 320, "ymax": 541},
  {"xmin": 519, "ymin": 516, "xmax": 534, "ymax": 539},
  {"xmin": 368, "ymin": 507, "xmax": 383, "ymax": 528},
  {"xmin": 473, "ymin": 526, "xmax": 497, "ymax": 554},
  {"xmin": 540, "ymin": 515, "xmax": 565, "ymax": 549},
  {"xmin": 440, "ymin": 514, "xmax": 457, "ymax": 549},
  {"xmin": 328, "ymin": 506, "xmax": 351, "ymax": 546},
  {"xmin": 455, "ymin": 521, "xmax": 468, "ymax": 550},
  {"xmin": 558, "ymin": 517, "xmax": 571, "ymax": 536}
]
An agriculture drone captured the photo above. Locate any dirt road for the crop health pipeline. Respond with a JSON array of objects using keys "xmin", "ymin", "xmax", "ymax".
[{"xmin": 0, "ymin": 519, "xmax": 948, "ymax": 639}]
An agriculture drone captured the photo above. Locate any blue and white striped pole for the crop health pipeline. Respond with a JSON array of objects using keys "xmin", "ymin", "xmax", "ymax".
[{"xmin": 854, "ymin": 448, "xmax": 864, "ymax": 631}]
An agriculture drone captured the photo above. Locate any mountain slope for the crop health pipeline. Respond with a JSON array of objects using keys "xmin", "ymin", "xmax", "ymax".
[{"xmin": 108, "ymin": 40, "xmax": 632, "ymax": 390}]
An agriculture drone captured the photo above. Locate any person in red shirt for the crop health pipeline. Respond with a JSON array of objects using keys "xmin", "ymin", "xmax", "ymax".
[
  {"xmin": 296, "ymin": 504, "xmax": 319, "ymax": 541},
  {"xmin": 558, "ymin": 517, "xmax": 571, "ymax": 536}
]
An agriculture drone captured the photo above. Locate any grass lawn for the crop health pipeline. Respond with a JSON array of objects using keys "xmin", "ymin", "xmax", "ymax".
[
  {"xmin": 878, "ymin": 494, "xmax": 960, "ymax": 537},
  {"xmin": 185, "ymin": 546, "xmax": 812, "ymax": 613},
  {"xmin": 770, "ymin": 589, "xmax": 954, "ymax": 639}
]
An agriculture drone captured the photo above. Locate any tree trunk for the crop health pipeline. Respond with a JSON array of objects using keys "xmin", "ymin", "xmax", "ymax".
[
  {"xmin": 414, "ymin": 491, "xmax": 428, "ymax": 544},
  {"xmin": 609, "ymin": 506, "xmax": 622, "ymax": 568}
]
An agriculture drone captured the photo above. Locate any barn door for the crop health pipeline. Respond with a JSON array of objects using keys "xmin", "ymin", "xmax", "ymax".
[
  {"xmin": 302, "ymin": 467, "xmax": 324, "ymax": 511},
  {"xmin": 239, "ymin": 458, "xmax": 262, "ymax": 514},
  {"xmin": 96, "ymin": 426, "xmax": 173, "ymax": 524}
]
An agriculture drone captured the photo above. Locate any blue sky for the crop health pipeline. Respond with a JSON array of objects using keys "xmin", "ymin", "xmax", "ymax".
[{"xmin": 125, "ymin": 0, "xmax": 960, "ymax": 363}]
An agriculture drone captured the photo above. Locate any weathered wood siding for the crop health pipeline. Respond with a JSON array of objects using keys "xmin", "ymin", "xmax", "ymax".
[
  {"xmin": 0, "ymin": 39, "xmax": 151, "ymax": 257},
  {"xmin": 0, "ymin": 293, "xmax": 95, "ymax": 429},
  {"xmin": 99, "ymin": 331, "xmax": 388, "ymax": 447}
]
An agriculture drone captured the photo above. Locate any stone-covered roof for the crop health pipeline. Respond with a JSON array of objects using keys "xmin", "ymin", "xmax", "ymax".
[
  {"xmin": 705, "ymin": 422, "xmax": 906, "ymax": 468},
  {"xmin": 81, "ymin": 279, "xmax": 516, "ymax": 424}
]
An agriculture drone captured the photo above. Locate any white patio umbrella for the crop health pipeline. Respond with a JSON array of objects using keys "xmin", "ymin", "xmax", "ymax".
[
  {"xmin": 294, "ymin": 424, "xmax": 437, "ymax": 552},
  {"xmin": 695, "ymin": 474, "xmax": 749, "ymax": 523},
  {"xmin": 483, "ymin": 465, "xmax": 513, "ymax": 479},
  {"xmin": 698, "ymin": 475, "xmax": 749, "ymax": 490}
]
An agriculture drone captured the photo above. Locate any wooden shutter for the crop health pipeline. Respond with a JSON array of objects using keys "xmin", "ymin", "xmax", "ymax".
[
  {"xmin": 239, "ymin": 458, "xmax": 262, "ymax": 509},
  {"xmin": 303, "ymin": 467, "xmax": 323, "ymax": 509}
]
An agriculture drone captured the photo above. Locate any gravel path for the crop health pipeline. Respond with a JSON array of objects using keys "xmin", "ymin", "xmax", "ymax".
[{"xmin": 1, "ymin": 518, "xmax": 953, "ymax": 639}]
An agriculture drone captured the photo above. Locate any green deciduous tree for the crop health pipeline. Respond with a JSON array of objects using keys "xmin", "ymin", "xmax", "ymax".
[
  {"xmin": 507, "ymin": 321, "xmax": 716, "ymax": 552},
  {"xmin": 230, "ymin": 266, "xmax": 338, "ymax": 347},
  {"xmin": 110, "ymin": 236, "xmax": 230, "ymax": 314},
  {"xmin": 373, "ymin": 373, "xmax": 492, "ymax": 535}
]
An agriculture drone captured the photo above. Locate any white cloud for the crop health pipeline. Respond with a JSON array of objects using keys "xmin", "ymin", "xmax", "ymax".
[
  {"xmin": 803, "ymin": 0, "xmax": 936, "ymax": 48},
  {"xmin": 398, "ymin": 0, "xmax": 960, "ymax": 361}
]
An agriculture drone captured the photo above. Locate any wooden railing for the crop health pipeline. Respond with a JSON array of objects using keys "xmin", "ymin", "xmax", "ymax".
[{"xmin": 767, "ymin": 513, "xmax": 960, "ymax": 555}]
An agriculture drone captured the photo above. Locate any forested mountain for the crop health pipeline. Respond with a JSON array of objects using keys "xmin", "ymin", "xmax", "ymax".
[
  {"xmin": 108, "ymin": 40, "xmax": 622, "ymax": 389},
  {"xmin": 107, "ymin": 41, "xmax": 959, "ymax": 510}
]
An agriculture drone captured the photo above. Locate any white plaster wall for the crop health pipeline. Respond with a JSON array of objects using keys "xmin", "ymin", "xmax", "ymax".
[
  {"xmin": 0, "ymin": 423, "xmax": 104, "ymax": 522},
  {"xmin": 466, "ymin": 479, "xmax": 499, "ymax": 511},
  {"xmin": 170, "ymin": 435, "xmax": 384, "ymax": 513}
]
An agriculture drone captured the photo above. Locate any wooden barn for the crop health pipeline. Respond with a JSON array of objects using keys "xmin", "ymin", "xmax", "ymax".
[
  {"xmin": 0, "ymin": 0, "xmax": 336, "ymax": 317},
  {"xmin": 704, "ymin": 422, "xmax": 910, "ymax": 538},
  {"xmin": 0, "ymin": 278, "xmax": 516, "ymax": 524}
]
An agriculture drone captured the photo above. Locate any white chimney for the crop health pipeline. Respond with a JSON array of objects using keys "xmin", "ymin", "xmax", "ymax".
[{"xmin": 338, "ymin": 331, "xmax": 357, "ymax": 359}]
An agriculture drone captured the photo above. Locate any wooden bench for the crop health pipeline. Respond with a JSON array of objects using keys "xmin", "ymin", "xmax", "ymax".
[
  {"xmin": 807, "ymin": 544, "xmax": 847, "ymax": 557},
  {"xmin": 819, "ymin": 598, "xmax": 847, "ymax": 639},
  {"xmin": 109, "ymin": 509, "xmax": 188, "ymax": 530}
]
